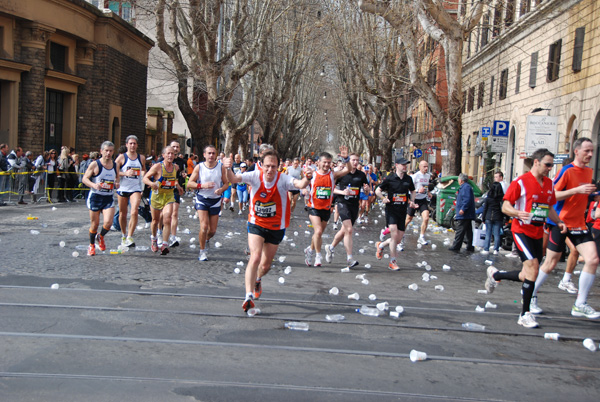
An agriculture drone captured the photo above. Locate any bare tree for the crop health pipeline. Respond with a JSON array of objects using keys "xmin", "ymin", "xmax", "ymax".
[
  {"xmin": 152, "ymin": 0, "xmax": 282, "ymax": 153},
  {"xmin": 325, "ymin": 2, "xmax": 409, "ymax": 169},
  {"xmin": 358, "ymin": 0, "xmax": 487, "ymax": 175},
  {"xmin": 255, "ymin": 5, "xmax": 322, "ymax": 152}
]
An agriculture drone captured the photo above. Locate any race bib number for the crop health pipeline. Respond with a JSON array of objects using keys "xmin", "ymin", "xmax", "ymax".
[
  {"xmin": 254, "ymin": 201, "xmax": 277, "ymax": 218},
  {"xmin": 347, "ymin": 187, "xmax": 359, "ymax": 197},
  {"xmin": 127, "ymin": 167, "xmax": 141, "ymax": 177},
  {"xmin": 392, "ymin": 193, "xmax": 407, "ymax": 204},
  {"xmin": 316, "ymin": 186, "xmax": 332, "ymax": 199},
  {"xmin": 530, "ymin": 202, "xmax": 549, "ymax": 225},
  {"xmin": 568, "ymin": 227, "xmax": 589, "ymax": 235},
  {"xmin": 162, "ymin": 179, "xmax": 177, "ymax": 189},
  {"xmin": 99, "ymin": 180, "xmax": 114, "ymax": 192}
]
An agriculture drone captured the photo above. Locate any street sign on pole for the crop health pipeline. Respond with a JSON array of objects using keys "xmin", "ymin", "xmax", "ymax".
[
  {"xmin": 413, "ymin": 149, "xmax": 423, "ymax": 158},
  {"xmin": 490, "ymin": 120, "xmax": 509, "ymax": 153},
  {"xmin": 481, "ymin": 127, "xmax": 491, "ymax": 138}
]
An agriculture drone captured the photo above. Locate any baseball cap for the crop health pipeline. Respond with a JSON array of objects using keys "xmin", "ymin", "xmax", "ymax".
[
  {"xmin": 395, "ymin": 157, "xmax": 410, "ymax": 165},
  {"xmin": 240, "ymin": 162, "xmax": 247, "ymax": 168}
]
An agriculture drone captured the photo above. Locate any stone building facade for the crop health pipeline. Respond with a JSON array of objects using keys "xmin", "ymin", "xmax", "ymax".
[
  {"xmin": 0, "ymin": 0, "xmax": 153, "ymax": 154},
  {"xmin": 461, "ymin": 0, "xmax": 600, "ymax": 184}
]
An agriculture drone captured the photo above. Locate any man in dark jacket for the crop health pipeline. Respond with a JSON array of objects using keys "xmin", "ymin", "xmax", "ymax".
[
  {"xmin": 449, "ymin": 173, "xmax": 476, "ymax": 252},
  {"xmin": 481, "ymin": 171, "xmax": 506, "ymax": 255}
]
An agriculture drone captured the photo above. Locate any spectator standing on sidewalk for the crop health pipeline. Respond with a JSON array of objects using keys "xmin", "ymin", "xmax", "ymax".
[
  {"xmin": 448, "ymin": 173, "xmax": 476, "ymax": 252},
  {"xmin": 481, "ymin": 171, "xmax": 506, "ymax": 255},
  {"xmin": 0, "ymin": 144, "xmax": 9, "ymax": 205},
  {"xmin": 32, "ymin": 151, "xmax": 45, "ymax": 201}
]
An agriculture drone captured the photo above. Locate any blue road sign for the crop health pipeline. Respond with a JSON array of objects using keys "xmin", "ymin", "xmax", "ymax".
[
  {"xmin": 493, "ymin": 120, "xmax": 510, "ymax": 137},
  {"xmin": 481, "ymin": 127, "xmax": 491, "ymax": 138},
  {"xmin": 413, "ymin": 149, "xmax": 423, "ymax": 158}
]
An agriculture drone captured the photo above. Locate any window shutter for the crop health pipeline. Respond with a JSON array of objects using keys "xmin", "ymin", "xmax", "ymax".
[
  {"xmin": 572, "ymin": 27, "xmax": 585, "ymax": 72},
  {"xmin": 529, "ymin": 51, "xmax": 538, "ymax": 88}
]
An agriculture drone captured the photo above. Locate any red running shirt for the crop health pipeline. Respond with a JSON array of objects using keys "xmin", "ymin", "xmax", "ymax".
[{"xmin": 503, "ymin": 171, "xmax": 556, "ymax": 239}]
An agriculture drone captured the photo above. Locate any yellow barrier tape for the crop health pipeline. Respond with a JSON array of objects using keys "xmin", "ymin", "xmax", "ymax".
[{"xmin": 0, "ymin": 170, "xmax": 85, "ymax": 175}]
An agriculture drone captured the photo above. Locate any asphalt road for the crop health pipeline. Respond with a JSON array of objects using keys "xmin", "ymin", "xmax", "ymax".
[{"xmin": 0, "ymin": 196, "xmax": 598, "ymax": 401}]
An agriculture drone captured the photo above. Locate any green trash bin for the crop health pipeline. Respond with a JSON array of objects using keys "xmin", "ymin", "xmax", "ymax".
[{"xmin": 435, "ymin": 176, "xmax": 482, "ymax": 227}]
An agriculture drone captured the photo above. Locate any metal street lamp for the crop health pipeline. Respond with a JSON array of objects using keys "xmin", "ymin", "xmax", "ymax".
[{"xmin": 531, "ymin": 107, "xmax": 551, "ymax": 113}]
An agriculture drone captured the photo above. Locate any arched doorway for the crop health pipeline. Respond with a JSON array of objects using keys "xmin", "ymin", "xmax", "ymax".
[
  {"xmin": 506, "ymin": 126, "xmax": 516, "ymax": 180},
  {"xmin": 593, "ymin": 110, "xmax": 600, "ymax": 181},
  {"xmin": 565, "ymin": 115, "xmax": 578, "ymax": 158}
]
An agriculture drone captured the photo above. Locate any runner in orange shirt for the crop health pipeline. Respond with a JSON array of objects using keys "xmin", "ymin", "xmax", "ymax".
[
  {"xmin": 224, "ymin": 150, "xmax": 312, "ymax": 312},
  {"xmin": 530, "ymin": 138, "xmax": 600, "ymax": 319},
  {"xmin": 304, "ymin": 147, "xmax": 350, "ymax": 267}
]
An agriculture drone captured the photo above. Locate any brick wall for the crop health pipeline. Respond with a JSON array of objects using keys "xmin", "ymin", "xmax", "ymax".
[{"xmin": 76, "ymin": 45, "xmax": 148, "ymax": 154}]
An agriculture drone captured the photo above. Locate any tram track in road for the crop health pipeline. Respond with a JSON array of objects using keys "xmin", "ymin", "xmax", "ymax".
[
  {"xmin": 0, "ymin": 330, "xmax": 599, "ymax": 373},
  {"xmin": 0, "ymin": 284, "xmax": 599, "ymax": 342},
  {"xmin": 0, "ymin": 371, "xmax": 511, "ymax": 402}
]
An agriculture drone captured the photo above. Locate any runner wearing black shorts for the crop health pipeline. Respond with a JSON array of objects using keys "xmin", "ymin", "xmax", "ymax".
[
  {"xmin": 532, "ymin": 138, "xmax": 600, "ymax": 319},
  {"xmin": 484, "ymin": 148, "xmax": 565, "ymax": 329},
  {"xmin": 374, "ymin": 157, "xmax": 416, "ymax": 271},
  {"xmin": 325, "ymin": 153, "xmax": 369, "ymax": 269}
]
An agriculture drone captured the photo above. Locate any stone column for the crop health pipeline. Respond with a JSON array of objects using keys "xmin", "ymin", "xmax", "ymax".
[{"xmin": 18, "ymin": 22, "xmax": 55, "ymax": 153}]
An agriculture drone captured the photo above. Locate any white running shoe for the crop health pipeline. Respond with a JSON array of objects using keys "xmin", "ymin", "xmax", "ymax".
[
  {"xmin": 304, "ymin": 246, "xmax": 313, "ymax": 266},
  {"xmin": 333, "ymin": 223, "xmax": 338, "ymax": 231},
  {"xmin": 198, "ymin": 250, "xmax": 208, "ymax": 261},
  {"xmin": 571, "ymin": 303, "xmax": 600, "ymax": 319},
  {"xmin": 558, "ymin": 279, "xmax": 578, "ymax": 294},
  {"xmin": 314, "ymin": 254, "xmax": 322, "ymax": 267},
  {"xmin": 347, "ymin": 260, "xmax": 359, "ymax": 269},
  {"xmin": 529, "ymin": 296, "xmax": 543, "ymax": 314},
  {"xmin": 505, "ymin": 252, "xmax": 519, "ymax": 258},
  {"xmin": 325, "ymin": 244, "xmax": 334, "ymax": 263},
  {"xmin": 124, "ymin": 236, "xmax": 136, "ymax": 248},
  {"xmin": 379, "ymin": 229, "xmax": 387, "ymax": 242},
  {"xmin": 485, "ymin": 266, "xmax": 499, "ymax": 293},
  {"xmin": 480, "ymin": 250, "xmax": 489, "ymax": 255},
  {"xmin": 493, "ymin": 250, "xmax": 499, "ymax": 255},
  {"xmin": 418, "ymin": 236, "xmax": 429, "ymax": 245},
  {"xmin": 517, "ymin": 312, "xmax": 539, "ymax": 328},
  {"xmin": 238, "ymin": 210, "xmax": 242, "ymax": 215}
]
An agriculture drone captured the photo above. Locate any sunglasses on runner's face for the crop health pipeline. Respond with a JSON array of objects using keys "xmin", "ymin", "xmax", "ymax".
[{"xmin": 544, "ymin": 163, "xmax": 553, "ymax": 167}]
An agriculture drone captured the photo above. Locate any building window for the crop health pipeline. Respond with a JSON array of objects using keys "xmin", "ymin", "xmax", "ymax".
[
  {"xmin": 480, "ymin": 12, "xmax": 490, "ymax": 48},
  {"xmin": 499, "ymin": 68, "xmax": 508, "ymax": 100},
  {"xmin": 489, "ymin": 76, "xmax": 495, "ymax": 105},
  {"xmin": 515, "ymin": 61, "xmax": 521, "ymax": 94},
  {"xmin": 529, "ymin": 51, "xmax": 538, "ymax": 88},
  {"xmin": 0, "ymin": 26, "xmax": 4, "ymax": 58},
  {"xmin": 520, "ymin": 0, "xmax": 531, "ymax": 18},
  {"xmin": 108, "ymin": 1, "xmax": 120, "ymax": 13},
  {"xmin": 122, "ymin": 2, "xmax": 132, "ymax": 22},
  {"xmin": 477, "ymin": 82, "xmax": 484, "ymax": 109},
  {"xmin": 49, "ymin": 42, "xmax": 67, "ymax": 73},
  {"xmin": 547, "ymin": 39, "xmax": 561, "ymax": 82},
  {"xmin": 462, "ymin": 91, "xmax": 467, "ymax": 114},
  {"xmin": 572, "ymin": 27, "xmax": 585, "ymax": 73},
  {"xmin": 467, "ymin": 32, "xmax": 472, "ymax": 58},
  {"xmin": 427, "ymin": 65, "xmax": 437, "ymax": 87},
  {"xmin": 492, "ymin": 1, "xmax": 503, "ymax": 38},
  {"xmin": 505, "ymin": 0, "xmax": 515, "ymax": 27},
  {"xmin": 468, "ymin": 87, "xmax": 475, "ymax": 112},
  {"xmin": 460, "ymin": 0, "xmax": 467, "ymax": 17}
]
